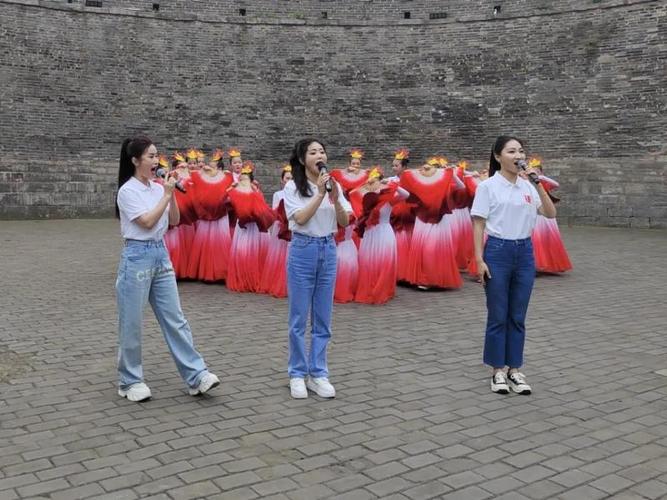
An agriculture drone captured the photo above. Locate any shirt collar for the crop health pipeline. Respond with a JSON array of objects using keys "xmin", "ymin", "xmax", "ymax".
[
  {"xmin": 495, "ymin": 173, "xmax": 519, "ymax": 188},
  {"xmin": 130, "ymin": 176, "xmax": 153, "ymax": 191}
]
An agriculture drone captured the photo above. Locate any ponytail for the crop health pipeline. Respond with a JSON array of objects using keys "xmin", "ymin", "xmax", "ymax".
[{"xmin": 116, "ymin": 135, "xmax": 153, "ymax": 218}]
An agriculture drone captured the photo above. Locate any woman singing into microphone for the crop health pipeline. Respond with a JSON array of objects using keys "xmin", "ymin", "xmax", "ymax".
[
  {"xmin": 115, "ymin": 135, "xmax": 220, "ymax": 402},
  {"xmin": 283, "ymin": 138, "xmax": 353, "ymax": 399},
  {"xmin": 471, "ymin": 136, "xmax": 557, "ymax": 395}
]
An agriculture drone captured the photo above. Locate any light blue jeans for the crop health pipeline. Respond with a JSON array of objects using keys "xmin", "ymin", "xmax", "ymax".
[
  {"xmin": 287, "ymin": 233, "xmax": 337, "ymax": 379},
  {"xmin": 116, "ymin": 239, "xmax": 208, "ymax": 390}
]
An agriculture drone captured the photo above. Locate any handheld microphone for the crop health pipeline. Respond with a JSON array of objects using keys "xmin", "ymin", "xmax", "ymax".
[
  {"xmin": 316, "ymin": 162, "xmax": 333, "ymax": 193},
  {"xmin": 155, "ymin": 168, "xmax": 187, "ymax": 193},
  {"xmin": 516, "ymin": 160, "xmax": 540, "ymax": 186}
]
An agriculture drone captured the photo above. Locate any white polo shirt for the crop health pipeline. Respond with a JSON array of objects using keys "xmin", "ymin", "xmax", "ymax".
[
  {"xmin": 471, "ymin": 173, "xmax": 541, "ymax": 240},
  {"xmin": 283, "ymin": 179, "xmax": 352, "ymax": 237},
  {"xmin": 117, "ymin": 177, "xmax": 169, "ymax": 241}
]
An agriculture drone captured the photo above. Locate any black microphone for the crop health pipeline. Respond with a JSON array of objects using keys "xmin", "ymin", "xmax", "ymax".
[
  {"xmin": 155, "ymin": 167, "xmax": 187, "ymax": 193},
  {"xmin": 316, "ymin": 162, "xmax": 333, "ymax": 193},
  {"xmin": 516, "ymin": 160, "xmax": 540, "ymax": 185}
]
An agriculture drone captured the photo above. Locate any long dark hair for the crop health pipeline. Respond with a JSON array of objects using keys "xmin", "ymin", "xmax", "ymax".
[
  {"xmin": 289, "ymin": 137, "xmax": 326, "ymax": 197},
  {"xmin": 489, "ymin": 135, "xmax": 524, "ymax": 177},
  {"xmin": 116, "ymin": 135, "xmax": 153, "ymax": 218}
]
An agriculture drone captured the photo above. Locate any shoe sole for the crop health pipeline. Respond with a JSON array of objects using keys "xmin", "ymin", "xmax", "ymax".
[
  {"xmin": 491, "ymin": 386, "xmax": 509, "ymax": 395},
  {"xmin": 305, "ymin": 383, "xmax": 335, "ymax": 398},
  {"xmin": 290, "ymin": 391, "xmax": 308, "ymax": 399},
  {"xmin": 190, "ymin": 378, "xmax": 220, "ymax": 396},
  {"xmin": 509, "ymin": 382, "xmax": 531, "ymax": 395},
  {"xmin": 118, "ymin": 390, "xmax": 151, "ymax": 402}
]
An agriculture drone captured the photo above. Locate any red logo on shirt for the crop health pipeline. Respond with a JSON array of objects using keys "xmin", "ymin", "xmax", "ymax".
[{"xmin": 524, "ymin": 195, "xmax": 532, "ymax": 204}]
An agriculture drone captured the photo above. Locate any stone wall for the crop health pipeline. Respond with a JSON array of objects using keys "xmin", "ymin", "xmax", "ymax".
[{"xmin": 0, "ymin": 0, "xmax": 665, "ymax": 226}]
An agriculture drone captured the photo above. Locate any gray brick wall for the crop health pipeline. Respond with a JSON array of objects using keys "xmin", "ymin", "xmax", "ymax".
[{"xmin": 0, "ymin": 0, "xmax": 665, "ymax": 227}]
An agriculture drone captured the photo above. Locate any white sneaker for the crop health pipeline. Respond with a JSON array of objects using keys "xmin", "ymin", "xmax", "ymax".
[
  {"xmin": 306, "ymin": 377, "xmax": 336, "ymax": 398},
  {"xmin": 491, "ymin": 372, "xmax": 509, "ymax": 394},
  {"xmin": 290, "ymin": 377, "xmax": 308, "ymax": 399},
  {"xmin": 189, "ymin": 372, "xmax": 220, "ymax": 396},
  {"xmin": 508, "ymin": 372, "xmax": 532, "ymax": 395},
  {"xmin": 118, "ymin": 382, "xmax": 152, "ymax": 402}
]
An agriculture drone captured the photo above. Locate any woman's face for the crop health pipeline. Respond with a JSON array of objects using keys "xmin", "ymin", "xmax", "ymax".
[
  {"xmin": 133, "ymin": 144, "xmax": 158, "ymax": 178},
  {"xmin": 238, "ymin": 173, "xmax": 251, "ymax": 184},
  {"xmin": 392, "ymin": 159, "xmax": 404, "ymax": 175},
  {"xmin": 496, "ymin": 139, "xmax": 526, "ymax": 174},
  {"xmin": 348, "ymin": 158, "xmax": 361, "ymax": 172},
  {"xmin": 281, "ymin": 171, "xmax": 293, "ymax": 186},
  {"xmin": 422, "ymin": 162, "xmax": 435, "ymax": 174},
  {"xmin": 304, "ymin": 142, "xmax": 327, "ymax": 177},
  {"xmin": 188, "ymin": 159, "xmax": 198, "ymax": 170},
  {"xmin": 230, "ymin": 156, "xmax": 243, "ymax": 174}
]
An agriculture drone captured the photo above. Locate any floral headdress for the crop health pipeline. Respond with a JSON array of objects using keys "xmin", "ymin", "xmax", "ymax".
[
  {"xmin": 173, "ymin": 151, "xmax": 186, "ymax": 163},
  {"xmin": 158, "ymin": 155, "xmax": 169, "ymax": 169},
  {"xmin": 228, "ymin": 148, "xmax": 242, "ymax": 158},
  {"xmin": 186, "ymin": 149, "xmax": 198, "ymax": 161},
  {"xmin": 528, "ymin": 157, "xmax": 542, "ymax": 169},
  {"xmin": 211, "ymin": 149, "xmax": 225, "ymax": 162},
  {"xmin": 282, "ymin": 164, "xmax": 292, "ymax": 173},
  {"xmin": 394, "ymin": 148, "xmax": 410, "ymax": 161},
  {"xmin": 349, "ymin": 148, "xmax": 364, "ymax": 160},
  {"xmin": 368, "ymin": 166, "xmax": 384, "ymax": 181},
  {"xmin": 457, "ymin": 160, "xmax": 469, "ymax": 170},
  {"xmin": 240, "ymin": 160, "xmax": 254, "ymax": 175}
]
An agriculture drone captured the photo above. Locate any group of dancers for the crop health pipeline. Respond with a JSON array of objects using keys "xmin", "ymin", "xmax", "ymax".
[{"xmin": 157, "ymin": 147, "xmax": 572, "ymax": 305}]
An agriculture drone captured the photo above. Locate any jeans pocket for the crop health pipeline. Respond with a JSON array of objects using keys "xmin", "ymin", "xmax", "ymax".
[
  {"xmin": 290, "ymin": 238, "xmax": 310, "ymax": 250},
  {"xmin": 124, "ymin": 246, "xmax": 146, "ymax": 262}
]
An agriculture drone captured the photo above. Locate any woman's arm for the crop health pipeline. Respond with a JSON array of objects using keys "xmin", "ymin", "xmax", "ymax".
[
  {"xmin": 536, "ymin": 183, "xmax": 557, "ymax": 218},
  {"xmin": 135, "ymin": 180, "xmax": 176, "ymax": 229},
  {"xmin": 473, "ymin": 216, "xmax": 491, "ymax": 285},
  {"xmin": 293, "ymin": 191, "xmax": 326, "ymax": 225}
]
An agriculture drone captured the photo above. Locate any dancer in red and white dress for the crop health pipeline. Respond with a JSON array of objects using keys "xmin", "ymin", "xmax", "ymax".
[
  {"xmin": 333, "ymin": 214, "xmax": 359, "ymax": 304},
  {"xmin": 330, "ymin": 148, "xmax": 369, "ymax": 201},
  {"xmin": 400, "ymin": 158, "xmax": 463, "ymax": 289},
  {"xmin": 226, "ymin": 162, "xmax": 276, "ymax": 293},
  {"xmin": 169, "ymin": 151, "xmax": 197, "ymax": 279},
  {"xmin": 529, "ymin": 158, "xmax": 573, "ymax": 273},
  {"xmin": 352, "ymin": 167, "xmax": 409, "ymax": 304},
  {"xmin": 186, "ymin": 149, "xmax": 234, "ymax": 282},
  {"xmin": 259, "ymin": 164, "xmax": 293, "ymax": 298},
  {"xmin": 388, "ymin": 148, "xmax": 416, "ymax": 282},
  {"xmin": 450, "ymin": 161, "xmax": 481, "ymax": 273}
]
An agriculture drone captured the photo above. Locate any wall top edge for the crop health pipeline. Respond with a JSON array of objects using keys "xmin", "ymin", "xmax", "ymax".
[{"xmin": 0, "ymin": 0, "xmax": 660, "ymax": 27}]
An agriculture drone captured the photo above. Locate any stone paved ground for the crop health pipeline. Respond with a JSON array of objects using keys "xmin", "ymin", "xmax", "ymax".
[{"xmin": 1, "ymin": 220, "xmax": 666, "ymax": 500}]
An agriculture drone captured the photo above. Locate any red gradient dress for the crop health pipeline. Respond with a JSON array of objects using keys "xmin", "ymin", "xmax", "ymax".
[
  {"xmin": 163, "ymin": 171, "xmax": 197, "ymax": 279},
  {"xmin": 330, "ymin": 169, "xmax": 369, "ymax": 200},
  {"xmin": 400, "ymin": 169, "xmax": 463, "ymax": 289},
  {"xmin": 258, "ymin": 190, "xmax": 291, "ymax": 298},
  {"xmin": 334, "ymin": 215, "xmax": 359, "ymax": 304},
  {"xmin": 186, "ymin": 170, "xmax": 234, "ymax": 282},
  {"xmin": 353, "ymin": 184, "xmax": 406, "ymax": 304},
  {"xmin": 532, "ymin": 175, "xmax": 573, "ymax": 273},
  {"xmin": 226, "ymin": 188, "xmax": 276, "ymax": 292}
]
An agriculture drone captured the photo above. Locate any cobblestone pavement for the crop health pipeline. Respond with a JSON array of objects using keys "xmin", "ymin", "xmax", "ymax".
[{"xmin": 1, "ymin": 220, "xmax": 666, "ymax": 500}]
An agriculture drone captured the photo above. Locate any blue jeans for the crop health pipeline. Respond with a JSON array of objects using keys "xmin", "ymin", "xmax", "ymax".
[
  {"xmin": 287, "ymin": 233, "xmax": 337, "ymax": 378},
  {"xmin": 483, "ymin": 236, "xmax": 535, "ymax": 369},
  {"xmin": 116, "ymin": 240, "xmax": 208, "ymax": 390}
]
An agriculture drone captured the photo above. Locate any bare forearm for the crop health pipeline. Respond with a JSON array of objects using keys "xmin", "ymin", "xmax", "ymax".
[
  {"xmin": 537, "ymin": 184, "xmax": 557, "ymax": 218},
  {"xmin": 168, "ymin": 196, "xmax": 180, "ymax": 226},
  {"xmin": 335, "ymin": 202, "xmax": 350, "ymax": 227},
  {"xmin": 136, "ymin": 195, "xmax": 171, "ymax": 229},
  {"xmin": 473, "ymin": 217, "xmax": 486, "ymax": 262}
]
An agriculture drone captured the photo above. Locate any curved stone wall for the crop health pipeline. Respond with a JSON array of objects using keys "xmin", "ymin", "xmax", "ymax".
[{"xmin": 0, "ymin": 0, "xmax": 665, "ymax": 226}]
